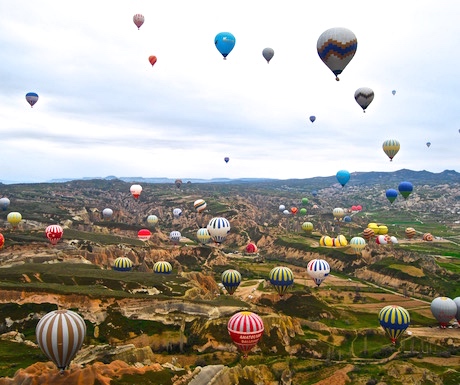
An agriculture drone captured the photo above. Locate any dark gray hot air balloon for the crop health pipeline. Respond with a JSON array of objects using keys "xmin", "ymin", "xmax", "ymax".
[{"xmin": 262, "ymin": 47, "xmax": 274, "ymax": 63}]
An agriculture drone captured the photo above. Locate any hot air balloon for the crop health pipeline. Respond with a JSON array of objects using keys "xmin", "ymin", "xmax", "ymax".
[
  {"xmin": 25, "ymin": 92, "xmax": 39, "ymax": 107},
  {"xmin": 245, "ymin": 242, "xmax": 258, "ymax": 253},
  {"xmin": 363, "ymin": 227, "xmax": 375, "ymax": 241},
  {"xmin": 398, "ymin": 181, "xmax": 413, "ymax": 199},
  {"xmin": 173, "ymin": 208, "xmax": 182, "ymax": 218},
  {"xmin": 426, "ymin": 142, "xmax": 431, "ymax": 148},
  {"xmin": 227, "ymin": 311, "xmax": 264, "ymax": 357},
  {"xmin": 169, "ymin": 231, "xmax": 181, "ymax": 244},
  {"xmin": 113, "ymin": 257, "xmax": 133, "ymax": 272},
  {"xmin": 333, "ymin": 207, "xmax": 345, "ymax": 221},
  {"xmin": 138, "ymin": 228, "xmax": 151, "ymax": 241},
  {"xmin": 194, "ymin": 199, "xmax": 207, "ymax": 213},
  {"xmin": 431, "ymin": 297, "xmax": 457, "ymax": 328},
  {"xmin": 221, "ymin": 269, "xmax": 241, "ymax": 295},
  {"xmin": 0, "ymin": 233, "xmax": 4, "ymax": 249},
  {"xmin": 376, "ymin": 234, "xmax": 390, "ymax": 245},
  {"xmin": 336, "ymin": 170, "xmax": 350, "ymax": 187},
  {"xmin": 301, "ymin": 197, "xmax": 309, "ymax": 205},
  {"xmin": 354, "ymin": 87, "xmax": 374, "ymax": 112},
  {"xmin": 301, "ymin": 222, "xmax": 314, "ymax": 233},
  {"xmin": 299, "ymin": 208, "xmax": 307, "ymax": 216},
  {"xmin": 215, "ymin": 32, "xmax": 236, "ymax": 59},
  {"xmin": 405, "ymin": 227, "xmax": 416, "ymax": 239},
  {"xmin": 153, "ymin": 261, "xmax": 173, "ymax": 274},
  {"xmin": 278, "ymin": 204, "xmax": 286, "ymax": 212},
  {"xmin": 262, "ymin": 47, "xmax": 274, "ymax": 63},
  {"xmin": 385, "ymin": 189, "xmax": 398, "ymax": 204},
  {"xmin": 130, "ymin": 184, "xmax": 142, "ymax": 199},
  {"xmin": 283, "ymin": 209, "xmax": 290, "ymax": 215},
  {"xmin": 0, "ymin": 197, "xmax": 10, "ymax": 211},
  {"xmin": 224, "ymin": 157, "xmax": 230, "ymax": 163},
  {"xmin": 207, "ymin": 217, "xmax": 231, "ymax": 244},
  {"xmin": 454, "ymin": 297, "xmax": 460, "ymax": 321},
  {"xmin": 309, "ymin": 116, "xmax": 316, "ymax": 123},
  {"xmin": 317, "ymin": 27, "xmax": 357, "ymax": 81},
  {"xmin": 307, "ymin": 259, "xmax": 330, "ymax": 286},
  {"xmin": 378, "ymin": 305, "xmax": 410, "ymax": 344},
  {"xmin": 343, "ymin": 215, "xmax": 352, "ymax": 223},
  {"xmin": 7, "ymin": 212, "xmax": 22, "ymax": 229},
  {"xmin": 311, "ymin": 190, "xmax": 318, "ymax": 197},
  {"xmin": 45, "ymin": 225, "xmax": 63, "ymax": 245},
  {"xmin": 423, "ymin": 233, "xmax": 434, "ymax": 241},
  {"xmin": 102, "ymin": 208, "xmax": 113, "ymax": 219},
  {"xmin": 382, "ymin": 139, "xmax": 400, "ymax": 161},
  {"xmin": 335, "ymin": 234, "xmax": 348, "ymax": 246},
  {"xmin": 196, "ymin": 228, "xmax": 211, "ymax": 245},
  {"xmin": 35, "ymin": 309, "xmax": 86, "ymax": 372},
  {"xmin": 392, "ymin": 90, "xmax": 396, "ymax": 95},
  {"xmin": 147, "ymin": 215, "xmax": 158, "ymax": 226},
  {"xmin": 269, "ymin": 266, "xmax": 294, "ymax": 296},
  {"xmin": 290, "ymin": 207, "xmax": 298, "ymax": 215},
  {"xmin": 349, "ymin": 236, "xmax": 366, "ymax": 254},
  {"xmin": 148, "ymin": 55, "xmax": 157, "ymax": 66},
  {"xmin": 175, "ymin": 179, "xmax": 182, "ymax": 189},
  {"xmin": 390, "ymin": 236, "xmax": 398, "ymax": 244},
  {"xmin": 133, "ymin": 14, "xmax": 144, "ymax": 29}
]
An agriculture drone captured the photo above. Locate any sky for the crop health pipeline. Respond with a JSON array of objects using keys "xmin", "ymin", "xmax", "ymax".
[{"xmin": 1, "ymin": 1, "xmax": 459, "ymax": 183}]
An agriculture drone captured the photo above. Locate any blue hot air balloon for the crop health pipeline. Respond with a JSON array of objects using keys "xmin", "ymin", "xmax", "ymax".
[
  {"xmin": 379, "ymin": 305, "xmax": 410, "ymax": 344},
  {"xmin": 26, "ymin": 92, "xmax": 39, "ymax": 107},
  {"xmin": 385, "ymin": 189, "xmax": 398, "ymax": 204},
  {"xmin": 398, "ymin": 181, "xmax": 413, "ymax": 200},
  {"xmin": 309, "ymin": 116, "xmax": 316, "ymax": 123},
  {"xmin": 336, "ymin": 170, "xmax": 350, "ymax": 187},
  {"xmin": 224, "ymin": 157, "xmax": 229, "ymax": 163},
  {"xmin": 215, "ymin": 32, "xmax": 235, "ymax": 60},
  {"xmin": 269, "ymin": 266, "xmax": 294, "ymax": 296}
]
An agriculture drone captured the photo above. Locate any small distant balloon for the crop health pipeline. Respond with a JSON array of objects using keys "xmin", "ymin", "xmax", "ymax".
[
  {"xmin": 215, "ymin": 32, "xmax": 235, "ymax": 60},
  {"xmin": 309, "ymin": 116, "xmax": 316, "ymax": 123},
  {"xmin": 385, "ymin": 189, "xmax": 398, "ymax": 204},
  {"xmin": 392, "ymin": 90, "xmax": 396, "ymax": 95},
  {"xmin": 354, "ymin": 87, "xmax": 374, "ymax": 112},
  {"xmin": 26, "ymin": 92, "xmax": 39, "ymax": 108},
  {"xmin": 0, "ymin": 197, "xmax": 10, "ymax": 211},
  {"xmin": 224, "ymin": 157, "xmax": 230, "ymax": 163},
  {"xmin": 130, "ymin": 184, "xmax": 142, "ymax": 199},
  {"xmin": 262, "ymin": 47, "xmax": 274, "ymax": 63},
  {"xmin": 398, "ymin": 181, "xmax": 413, "ymax": 200},
  {"xmin": 102, "ymin": 208, "xmax": 113, "ymax": 219},
  {"xmin": 133, "ymin": 14, "xmax": 144, "ymax": 29},
  {"xmin": 148, "ymin": 55, "xmax": 157, "ymax": 66},
  {"xmin": 426, "ymin": 142, "xmax": 431, "ymax": 148}
]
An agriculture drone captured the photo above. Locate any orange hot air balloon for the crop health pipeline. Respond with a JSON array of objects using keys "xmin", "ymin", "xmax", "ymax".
[
  {"xmin": 362, "ymin": 228, "xmax": 375, "ymax": 241},
  {"xmin": 405, "ymin": 227, "xmax": 416, "ymax": 239},
  {"xmin": 290, "ymin": 207, "xmax": 298, "ymax": 215},
  {"xmin": 148, "ymin": 55, "xmax": 157, "ymax": 66}
]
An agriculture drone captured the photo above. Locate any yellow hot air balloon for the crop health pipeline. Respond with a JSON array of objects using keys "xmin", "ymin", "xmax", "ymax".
[
  {"xmin": 7, "ymin": 212, "xmax": 22, "ymax": 229},
  {"xmin": 382, "ymin": 139, "xmax": 400, "ymax": 161}
]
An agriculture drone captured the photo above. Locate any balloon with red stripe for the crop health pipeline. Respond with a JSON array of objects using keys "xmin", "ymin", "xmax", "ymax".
[
  {"xmin": 227, "ymin": 311, "xmax": 264, "ymax": 357},
  {"xmin": 45, "ymin": 225, "xmax": 63, "ymax": 245}
]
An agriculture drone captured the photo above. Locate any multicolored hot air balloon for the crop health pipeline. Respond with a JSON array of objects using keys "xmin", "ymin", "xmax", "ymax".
[
  {"xmin": 207, "ymin": 217, "xmax": 231, "ymax": 244},
  {"xmin": 423, "ymin": 233, "xmax": 434, "ymax": 241},
  {"xmin": 133, "ymin": 14, "xmax": 144, "ymax": 29},
  {"xmin": 215, "ymin": 32, "xmax": 235, "ymax": 59},
  {"xmin": 169, "ymin": 231, "xmax": 181, "ymax": 244},
  {"xmin": 262, "ymin": 47, "xmax": 274, "ymax": 63},
  {"xmin": 194, "ymin": 199, "xmax": 207, "ymax": 213},
  {"xmin": 317, "ymin": 27, "xmax": 357, "ymax": 81},
  {"xmin": 398, "ymin": 181, "xmax": 413, "ymax": 200},
  {"xmin": 431, "ymin": 297, "xmax": 457, "ymax": 328},
  {"xmin": 349, "ymin": 236, "xmax": 366, "ymax": 254},
  {"xmin": 0, "ymin": 197, "xmax": 10, "ymax": 211},
  {"xmin": 148, "ymin": 55, "xmax": 157, "ymax": 66},
  {"xmin": 332, "ymin": 207, "xmax": 345, "ymax": 221},
  {"xmin": 307, "ymin": 259, "xmax": 330, "ymax": 286},
  {"xmin": 26, "ymin": 92, "xmax": 39, "ymax": 107},
  {"xmin": 0, "ymin": 233, "xmax": 4, "ymax": 249},
  {"xmin": 405, "ymin": 227, "xmax": 416, "ymax": 239},
  {"xmin": 227, "ymin": 311, "xmax": 264, "ymax": 357},
  {"xmin": 130, "ymin": 184, "xmax": 142, "ymax": 199},
  {"xmin": 102, "ymin": 208, "xmax": 113, "ymax": 219},
  {"xmin": 221, "ymin": 269, "xmax": 242, "ymax": 295},
  {"xmin": 336, "ymin": 170, "xmax": 350, "ymax": 187},
  {"xmin": 45, "ymin": 225, "xmax": 63, "ymax": 245},
  {"xmin": 354, "ymin": 87, "xmax": 374, "ymax": 112},
  {"xmin": 7, "ymin": 212, "xmax": 22, "ymax": 229},
  {"xmin": 138, "ymin": 228, "xmax": 151, "ymax": 241},
  {"xmin": 153, "ymin": 261, "xmax": 173, "ymax": 274},
  {"xmin": 382, "ymin": 139, "xmax": 400, "ymax": 161},
  {"xmin": 113, "ymin": 257, "xmax": 133, "ymax": 272},
  {"xmin": 147, "ymin": 215, "xmax": 158, "ymax": 226},
  {"xmin": 35, "ymin": 309, "xmax": 86, "ymax": 372},
  {"xmin": 196, "ymin": 228, "xmax": 211, "ymax": 245},
  {"xmin": 378, "ymin": 305, "xmax": 410, "ymax": 344},
  {"xmin": 269, "ymin": 266, "xmax": 294, "ymax": 296},
  {"xmin": 363, "ymin": 227, "xmax": 375, "ymax": 241},
  {"xmin": 385, "ymin": 189, "xmax": 398, "ymax": 204}
]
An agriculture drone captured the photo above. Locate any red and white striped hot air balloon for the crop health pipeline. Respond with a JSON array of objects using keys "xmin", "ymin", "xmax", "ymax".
[
  {"xmin": 35, "ymin": 309, "xmax": 86, "ymax": 372},
  {"xmin": 227, "ymin": 311, "xmax": 264, "ymax": 357},
  {"xmin": 45, "ymin": 225, "xmax": 63, "ymax": 245}
]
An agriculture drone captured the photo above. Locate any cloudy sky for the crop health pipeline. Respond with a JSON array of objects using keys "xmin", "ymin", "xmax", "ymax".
[{"xmin": 1, "ymin": 1, "xmax": 459, "ymax": 183}]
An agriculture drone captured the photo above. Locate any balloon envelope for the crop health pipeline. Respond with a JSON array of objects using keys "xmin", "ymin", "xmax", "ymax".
[
  {"xmin": 194, "ymin": 199, "xmax": 207, "ymax": 213},
  {"xmin": 153, "ymin": 261, "xmax": 173, "ymax": 274},
  {"xmin": 224, "ymin": 157, "xmax": 230, "ymax": 163},
  {"xmin": 36, "ymin": 309, "xmax": 86, "ymax": 371},
  {"xmin": 398, "ymin": 181, "xmax": 413, "ymax": 199},
  {"xmin": 138, "ymin": 228, "xmax": 151, "ymax": 241},
  {"xmin": 130, "ymin": 184, "xmax": 142, "ymax": 199},
  {"xmin": 336, "ymin": 170, "xmax": 350, "ymax": 187},
  {"xmin": 196, "ymin": 228, "xmax": 211, "ymax": 245},
  {"xmin": 382, "ymin": 139, "xmax": 400, "ymax": 161},
  {"xmin": 349, "ymin": 237, "xmax": 366, "ymax": 253},
  {"xmin": 169, "ymin": 231, "xmax": 181, "ymax": 244},
  {"xmin": 113, "ymin": 257, "xmax": 133, "ymax": 271},
  {"xmin": 227, "ymin": 311, "xmax": 264, "ymax": 356},
  {"xmin": 26, "ymin": 92, "xmax": 39, "ymax": 107},
  {"xmin": 215, "ymin": 32, "xmax": 235, "ymax": 59},
  {"xmin": 133, "ymin": 14, "xmax": 144, "ymax": 29},
  {"xmin": 207, "ymin": 217, "xmax": 231, "ymax": 244},
  {"xmin": 354, "ymin": 87, "xmax": 374, "ymax": 112},
  {"xmin": 221, "ymin": 269, "xmax": 241, "ymax": 295},
  {"xmin": 309, "ymin": 116, "xmax": 316, "ymax": 123},
  {"xmin": 307, "ymin": 259, "xmax": 330, "ymax": 286},
  {"xmin": 147, "ymin": 215, "xmax": 159, "ymax": 226},
  {"xmin": 317, "ymin": 27, "xmax": 357, "ymax": 80},
  {"xmin": 0, "ymin": 197, "xmax": 10, "ymax": 211},
  {"xmin": 148, "ymin": 55, "xmax": 157, "ymax": 66},
  {"xmin": 385, "ymin": 189, "xmax": 398, "ymax": 204},
  {"xmin": 7, "ymin": 212, "xmax": 22, "ymax": 228},
  {"xmin": 269, "ymin": 266, "xmax": 294, "ymax": 296},
  {"xmin": 102, "ymin": 208, "xmax": 113, "ymax": 219},
  {"xmin": 379, "ymin": 305, "xmax": 410, "ymax": 344},
  {"xmin": 262, "ymin": 47, "xmax": 274, "ymax": 63},
  {"xmin": 431, "ymin": 297, "xmax": 457, "ymax": 327},
  {"xmin": 0, "ymin": 233, "xmax": 4, "ymax": 249},
  {"xmin": 45, "ymin": 225, "xmax": 63, "ymax": 245}
]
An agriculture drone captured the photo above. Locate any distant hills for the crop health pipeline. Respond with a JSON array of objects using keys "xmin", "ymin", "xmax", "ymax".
[{"xmin": 1, "ymin": 169, "xmax": 459, "ymax": 186}]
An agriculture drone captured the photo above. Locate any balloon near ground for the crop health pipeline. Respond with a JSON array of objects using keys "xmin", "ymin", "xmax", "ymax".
[
  {"xmin": 147, "ymin": 215, "xmax": 159, "ymax": 226},
  {"xmin": 0, "ymin": 233, "xmax": 4, "ymax": 249},
  {"xmin": 138, "ymin": 229, "xmax": 151, "ymax": 241},
  {"xmin": 405, "ymin": 227, "xmax": 416, "ymax": 239},
  {"xmin": 227, "ymin": 311, "xmax": 264, "ymax": 357},
  {"xmin": 423, "ymin": 233, "xmax": 434, "ymax": 241},
  {"xmin": 153, "ymin": 261, "xmax": 173, "ymax": 274},
  {"xmin": 221, "ymin": 269, "xmax": 242, "ymax": 295},
  {"xmin": 45, "ymin": 225, "xmax": 63, "ymax": 245},
  {"xmin": 102, "ymin": 208, "xmax": 113, "ymax": 219},
  {"xmin": 302, "ymin": 222, "xmax": 314, "ymax": 233},
  {"xmin": 169, "ymin": 231, "xmax": 181, "ymax": 244},
  {"xmin": 245, "ymin": 243, "xmax": 258, "ymax": 253},
  {"xmin": 382, "ymin": 139, "xmax": 400, "ymax": 161},
  {"xmin": 317, "ymin": 27, "xmax": 357, "ymax": 81},
  {"xmin": 35, "ymin": 309, "xmax": 86, "ymax": 372},
  {"xmin": 173, "ymin": 208, "xmax": 182, "ymax": 218},
  {"xmin": 362, "ymin": 228, "xmax": 375, "ymax": 240},
  {"xmin": 113, "ymin": 257, "xmax": 133, "ymax": 272},
  {"xmin": 430, "ymin": 297, "xmax": 457, "ymax": 328},
  {"xmin": 307, "ymin": 259, "xmax": 330, "ymax": 286},
  {"xmin": 215, "ymin": 32, "xmax": 235, "ymax": 59},
  {"xmin": 354, "ymin": 87, "xmax": 374, "ymax": 112},
  {"xmin": 269, "ymin": 266, "xmax": 294, "ymax": 296},
  {"xmin": 349, "ymin": 237, "xmax": 366, "ymax": 254},
  {"xmin": 378, "ymin": 305, "xmax": 410, "ymax": 344}
]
